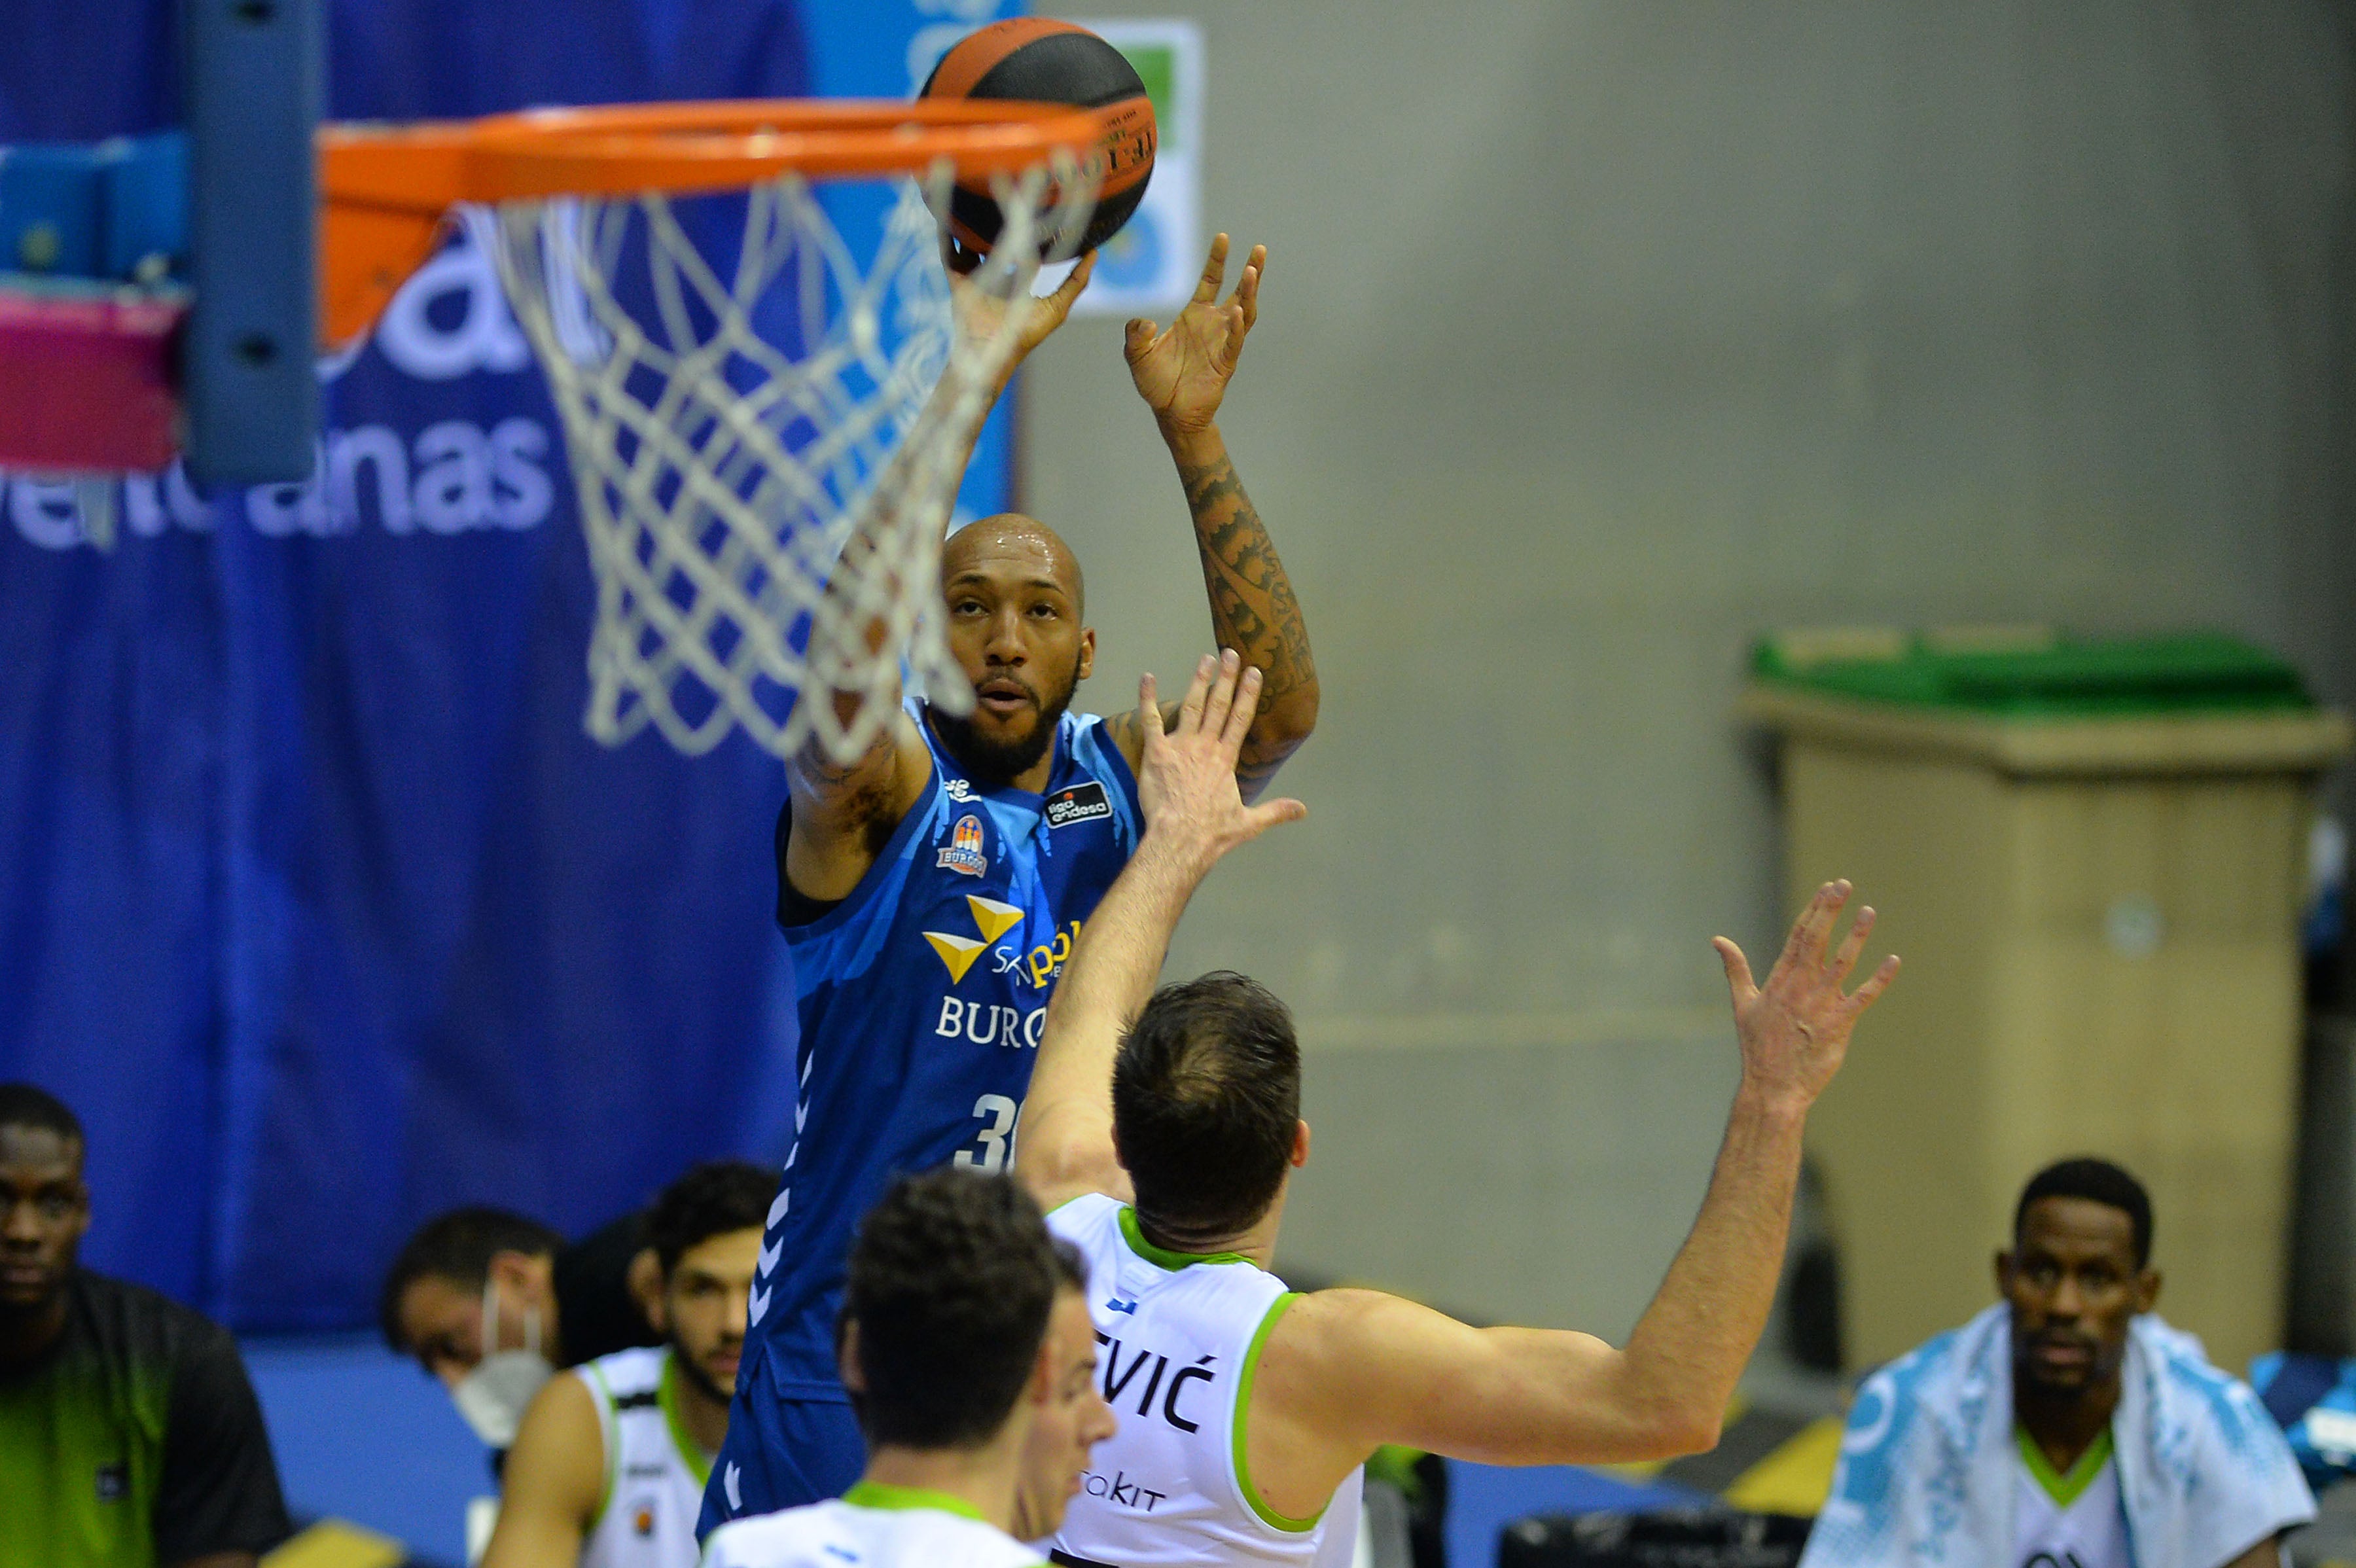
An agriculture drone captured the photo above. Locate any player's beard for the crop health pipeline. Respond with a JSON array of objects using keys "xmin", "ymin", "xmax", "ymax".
[
  {"xmin": 672, "ymin": 1333, "xmax": 739, "ymax": 1406},
  {"xmin": 929, "ymin": 664, "xmax": 1080, "ymax": 788}
]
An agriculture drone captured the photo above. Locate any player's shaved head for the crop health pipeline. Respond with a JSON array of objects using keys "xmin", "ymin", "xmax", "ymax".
[{"xmin": 942, "ymin": 514, "xmax": 1085, "ymax": 614}]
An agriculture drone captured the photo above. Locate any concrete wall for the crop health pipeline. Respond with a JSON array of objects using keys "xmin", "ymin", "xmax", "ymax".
[{"xmin": 1024, "ymin": 0, "xmax": 2356, "ymax": 1344}]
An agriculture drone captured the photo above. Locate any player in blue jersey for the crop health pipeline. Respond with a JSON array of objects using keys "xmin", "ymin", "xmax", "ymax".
[{"xmin": 702, "ymin": 234, "xmax": 1319, "ymax": 1535}]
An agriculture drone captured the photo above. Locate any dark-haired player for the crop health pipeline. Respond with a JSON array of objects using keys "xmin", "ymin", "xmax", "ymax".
[
  {"xmin": 1802, "ymin": 1158, "xmax": 2313, "ymax": 1568},
  {"xmin": 482, "ymin": 1161, "xmax": 776, "ymax": 1568},
  {"xmin": 1010, "ymin": 654, "xmax": 1894, "ymax": 1567},
  {"xmin": 0, "ymin": 1081, "xmax": 293, "ymax": 1568},
  {"xmin": 709, "ymin": 233, "xmax": 1319, "ymax": 1532},
  {"xmin": 702, "ymin": 1169, "xmax": 1115, "ymax": 1568},
  {"xmin": 380, "ymin": 1204, "xmax": 662, "ymax": 1449}
]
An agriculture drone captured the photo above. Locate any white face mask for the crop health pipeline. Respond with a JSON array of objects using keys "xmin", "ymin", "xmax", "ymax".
[{"xmin": 450, "ymin": 1275, "xmax": 552, "ymax": 1450}]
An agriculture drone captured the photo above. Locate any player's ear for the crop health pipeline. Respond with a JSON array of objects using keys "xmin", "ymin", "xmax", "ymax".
[
  {"xmin": 1291, "ymin": 1120, "xmax": 1310, "ymax": 1169},
  {"xmin": 629, "ymin": 1249, "xmax": 668, "ymax": 1333},
  {"xmin": 1993, "ymin": 1249, "xmax": 2014, "ymax": 1298},
  {"xmin": 1077, "ymin": 626, "xmax": 1095, "ymax": 683},
  {"xmin": 488, "ymin": 1247, "xmax": 549, "ymax": 1305},
  {"xmin": 2135, "ymin": 1267, "xmax": 2162, "ymax": 1313},
  {"xmin": 836, "ymin": 1318, "xmax": 867, "ymax": 1395}
]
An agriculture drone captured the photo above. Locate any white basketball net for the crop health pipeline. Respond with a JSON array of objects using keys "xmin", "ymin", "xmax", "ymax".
[{"xmin": 488, "ymin": 157, "xmax": 1094, "ymax": 763}]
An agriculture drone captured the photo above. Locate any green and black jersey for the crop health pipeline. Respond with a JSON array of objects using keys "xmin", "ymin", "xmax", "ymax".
[{"xmin": 0, "ymin": 1270, "xmax": 291, "ymax": 1568}]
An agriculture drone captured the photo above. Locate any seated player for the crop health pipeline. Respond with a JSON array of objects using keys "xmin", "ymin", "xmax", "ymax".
[
  {"xmin": 710, "ymin": 232, "xmax": 1319, "ymax": 1530},
  {"xmin": 1012, "ymin": 652, "xmax": 1898, "ymax": 1566},
  {"xmin": 381, "ymin": 1203, "xmax": 662, "ymax": 1450},
  {"xmin": 0, "ymin": 1082, "xmax": 292, "ymax": 1568},
  {"xmin": 700, "ymin": 1169, "xmax": 1116, "ymax": 1568},
  {"xmin": 480, "ymin": 1161, "xmax": 774, "ymax": 1568},
  {"xmin": 1801, "ymin": 1158, "xmax": 2314, "ymax": 1568}
]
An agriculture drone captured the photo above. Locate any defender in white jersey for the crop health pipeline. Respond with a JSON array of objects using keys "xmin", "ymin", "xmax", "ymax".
[
  {"xmin": 1012, "ymin": 652, "xmax": 1899, "ymax": 1568},
  {"xmin": 486, "ymin": 1164, "xmax": 774, "ymax": 1568},
  {"xmin": 701, "ymin": 1169, "xmax": 1116, "ymax": 1568}
]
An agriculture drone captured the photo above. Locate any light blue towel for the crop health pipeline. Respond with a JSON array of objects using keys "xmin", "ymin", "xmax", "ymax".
[{"xmin": 1800, "ymin": 1304, "xmax": 2313, "ymax": 1568}]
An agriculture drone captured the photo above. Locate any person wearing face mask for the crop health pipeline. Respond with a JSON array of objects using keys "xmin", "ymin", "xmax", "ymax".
[
  {"xmin": 0, "ymin": 1081, "xmax": 292, "ymax": 1568},
  {"xmin": 479, "ymin": 1162, "xmax": 774, "ymax": 1568},
  {"xmin": 1803, "ymin": 1159, "xmax": 2315, "ymax": 1568},
  {"xmin": 380, "ymin": 1204, "xmax": 664, "ymax": 1453},
  {"xmin": 700, "ymin": 1167, "xmax": 1116, "ymax": 1568}
]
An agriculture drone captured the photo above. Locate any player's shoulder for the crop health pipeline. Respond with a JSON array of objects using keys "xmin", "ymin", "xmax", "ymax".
[
  {"xmin": 578, "ymin": 1342, "xmax": 669, "ymax": 1400},
  {"xmin": 1043, "ymin": 1188, "xmax": 1121, "ymax": 1238},
  {"xmin": 702, "ymin": 1499, "xmax": 1041, "ymax": 1568}
]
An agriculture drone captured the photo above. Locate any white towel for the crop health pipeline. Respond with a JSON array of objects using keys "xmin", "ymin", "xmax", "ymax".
[{"xmin": 1800, "ymin": 1304, "xmax": 2313, "ymax": 1568}]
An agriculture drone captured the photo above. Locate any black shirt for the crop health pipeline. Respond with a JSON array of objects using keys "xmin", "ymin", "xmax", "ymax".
[
  {"xmin": 551, "ymin": 1211, "xmax": 662, "ymax": 1368},
  {"xmin": 0, "ymin": 1270, "xmax": 292, "ymax": 1567}
]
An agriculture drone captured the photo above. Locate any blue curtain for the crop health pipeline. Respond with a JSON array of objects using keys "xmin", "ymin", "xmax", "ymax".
[{"xmin": 0, "ymin": 0, "xmax": 844, "ymax": 1331}]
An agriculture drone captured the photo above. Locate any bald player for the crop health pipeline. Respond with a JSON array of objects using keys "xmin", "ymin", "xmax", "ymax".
[{"xmin": 703, "ymin": 234, "xmax": 1318, "ymax": 1536}]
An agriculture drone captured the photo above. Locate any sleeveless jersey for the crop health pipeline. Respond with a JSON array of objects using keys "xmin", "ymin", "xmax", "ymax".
[
  {"xmin": 576, "ymin": 1346, "xmax": 710, "ymax": 1568},
  {"xmin": 746, "ymin": 702, "xmax": 1143, "ymax": 1400},
  {"xmin": 1045, "ymin": 1195, "xmax": 1362, "ymax": 1568},
  {"xmin": 2012, "ymin": 1427, "xmax": 2128, "ymax": 1568},
  {"xmin": 703, "ymin": 1482, "xmax": 1045, "ymax": 1568}
]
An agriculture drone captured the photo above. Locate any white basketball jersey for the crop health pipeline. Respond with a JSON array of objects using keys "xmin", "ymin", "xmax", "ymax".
[
  {"xmin": 2011, "ymin": 1427, "xmax": 2130, "ymax": 1568},
  {"xmin": 1045, "ymin": 1194, "xmax": 1362, "ymax": 1568},
  {"xmin": 576, "ymin": 1345, "xmax": 710, "ymax": 1568},
  {"xmin": 701, "ymin": 1484, "xmax": 1046, "ymax": 1568}
]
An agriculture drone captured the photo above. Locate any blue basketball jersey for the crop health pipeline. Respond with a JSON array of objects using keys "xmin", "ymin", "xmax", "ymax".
[{"xmin": 745, "ymin": 698, "xmax": 1143, "ymax": 1399}]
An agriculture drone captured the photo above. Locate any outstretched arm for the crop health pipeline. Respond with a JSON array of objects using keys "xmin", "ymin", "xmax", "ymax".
[
  {"xmin": 1250, "ymin": 885, "xmax": 1899, "ymax": 1508},
  {"xmin": 1104, "ymin": 236, "xmax": 1319, "ymax": 802},
  {"xmin": 1016, "ymin": 650, "xmax": 1307, "ymax": 1214},
  {"xmin": 783, "ymin": 256, "xmax": 1098, "ymax": 904}
]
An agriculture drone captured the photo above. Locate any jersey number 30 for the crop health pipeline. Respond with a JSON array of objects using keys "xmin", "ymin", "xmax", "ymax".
[{"xmin": 955, "ymin": 1094, "xmax": 1020, "ymax": 1174}]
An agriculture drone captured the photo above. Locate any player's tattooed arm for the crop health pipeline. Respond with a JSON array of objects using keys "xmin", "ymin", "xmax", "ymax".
[
  {"xmin": 1115, "ymin": 233, "xmax": 1319, "ymax": 802},
  {"xmin": 1018, "ymin": 654, "xmax": 1306, "ymax": 1214}
]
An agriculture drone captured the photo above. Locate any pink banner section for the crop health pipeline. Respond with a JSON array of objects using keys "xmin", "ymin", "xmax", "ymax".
[{"xmin": 0, "ymin": 288, "xmax": 181, "ymax": 471}]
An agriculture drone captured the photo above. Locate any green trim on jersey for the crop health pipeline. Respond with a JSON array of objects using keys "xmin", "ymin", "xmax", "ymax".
[
  {"xmin": 2016, "ymin": 1424, "xmax": 2115, "ymax": 1510},
  {"xmin": 1118, "ymin": 1206, "xmax": 1251, "ymax": 1271},
  {"xmin": 656, "ymin": 1355, "xmax": 714, "ymax": 1489},
  {"xmin": 1232, "ymin": 1291, "xmax": 1322, "ymax": 1534},
  {"xmin": 842, "ymin": 1480, "xmax": 989, "ymax": 1523},
  {"xmin": 584, "ymin": 1362, "xmax": 621, "ymax": 1532}
]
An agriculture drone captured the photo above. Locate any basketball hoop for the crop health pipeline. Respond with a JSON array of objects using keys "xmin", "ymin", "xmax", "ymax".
[{"xmin": 318, "ymin": 99, "xmax": 1112, "ymax": 762}]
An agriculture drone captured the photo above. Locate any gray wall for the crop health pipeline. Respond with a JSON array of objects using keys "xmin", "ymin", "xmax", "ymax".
[{"xmin": 1025, "ymin": 1, "xmax": 2356, "ymax": 1342}]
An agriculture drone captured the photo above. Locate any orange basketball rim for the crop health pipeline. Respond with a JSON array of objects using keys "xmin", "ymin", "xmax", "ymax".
[{"xmin": 317, "ymin": 98, "xmax": 1115, "ymax": 349}]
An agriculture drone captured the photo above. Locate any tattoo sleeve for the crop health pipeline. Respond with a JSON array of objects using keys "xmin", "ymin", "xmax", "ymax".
[{"xmin": 1177, "ymin": 445, "xmax": 1317, "ymax": 796}]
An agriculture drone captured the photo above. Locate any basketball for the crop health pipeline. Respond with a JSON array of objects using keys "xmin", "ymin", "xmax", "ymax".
[{"xmin": 919, "ymin": 18, "xmax": 1157, "ymax": 262}]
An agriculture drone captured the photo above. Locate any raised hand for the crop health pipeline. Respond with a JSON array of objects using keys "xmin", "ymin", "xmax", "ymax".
[
  {"xmin": 1125, "ymin": 234, "xmax": 1263, "ymax": 437},
  {"xmin": 1711, "ymin": 882, "xmax": 1899, "ymax": 1113},
  {"xmin": 952, "ymin": 251, "xmax": 1098, "ymax": 392},
  {"xmin": 1135, "ymin": 649, "xmax": 1306, "ymax": 874}
]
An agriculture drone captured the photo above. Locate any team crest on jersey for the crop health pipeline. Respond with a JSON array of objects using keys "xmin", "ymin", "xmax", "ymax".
[
  {"xmin": 923, "ymin": 894, "xmax": 1026, "ymax": 982},
  {"xmin": 937, "ymin": 813, "xmax": 988, "ymax": 876}
]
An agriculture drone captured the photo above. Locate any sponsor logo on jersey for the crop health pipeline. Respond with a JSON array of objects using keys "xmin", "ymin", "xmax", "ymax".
[
  {"xmin": 922, "ymin": 894, "xmax": 1024, "ymax": 982},
  {"xmin": 944, "ymin": 776, "xmax": 976, "ymax": 802},
  {"xmin": 633, "ymin": 1503, "xmax": 656, "ymax": 1537},
  {"xmin": 1044, "ymin": 779, "xmax": 1112, "ymax": 829},
  {"xmin": 94, "ymin": 1462, "xmax": 126, "ymax": 1503},
  {"xmin": 1080, "ymin": 1468, "xmax": 1169, "ymax": 1513},
  {"xmin": 934, "ymin": 997, "xmax": 1047, "ymax": 1050},
  {"xmin": 936, "ymin": 813, "xmax": 988, "ymax": 876},
  {"xmin": 1106, "ymin": 1296, "xmax": 1137, "ymax": 1315},
  {"xmin": 1026, "ymin": 919, "xmax": 1084, "ymax": 989}
]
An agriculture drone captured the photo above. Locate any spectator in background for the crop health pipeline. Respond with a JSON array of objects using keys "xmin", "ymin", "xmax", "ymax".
[
  {"xmin": 0, "ymin": 1082, "xmax": 291, "ymax": 1568},
  {"xmin": 1804, "ymin": 1158, "xmax": 2314, "ymax": 1568},
  {"xmin": 381, "ymin": 1203, "xmax": 663, "ymax": 1450},
  {"xmin": 482, "ymin": 1160, "xmax": 775, "ymax": 1568}
]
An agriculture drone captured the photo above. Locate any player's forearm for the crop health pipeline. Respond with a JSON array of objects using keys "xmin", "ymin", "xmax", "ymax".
[
  {"xmin": 1166, "ymin": 424, "xmax": 1318, "ymax": 794},
  {"xmin": 1027, "ymin": 834, "xmax": 1207, "ymax": 1118},
  {"xmin": 1609, "ymin": 1087, "xmax": 1809, "ymax": 1452}
]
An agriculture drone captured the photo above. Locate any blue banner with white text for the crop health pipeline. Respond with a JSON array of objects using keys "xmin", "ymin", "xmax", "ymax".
[{"xmin": 0, "ymin": 0, "xmax": 1019, "ymax": 1331}]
